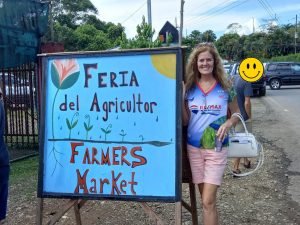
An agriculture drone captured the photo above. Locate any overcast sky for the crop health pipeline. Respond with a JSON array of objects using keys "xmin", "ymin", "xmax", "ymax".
[{"xmin": 90, "ymin": 0, "xmax": 300, "ymax": 39}]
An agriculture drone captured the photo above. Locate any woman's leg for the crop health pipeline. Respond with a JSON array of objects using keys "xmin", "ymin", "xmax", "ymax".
[{"xmin": 198, "ymin": 183, "xmax": 218, "ymax": 225}]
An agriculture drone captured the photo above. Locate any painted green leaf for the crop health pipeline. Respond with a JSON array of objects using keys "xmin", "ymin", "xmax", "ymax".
[
  {"xmin": 101, "ymin": 128, "xmax": 106, "ymax": 133},
  {"xmin": 106, "ymin": 130, "xmax": 111, "ymax": 134},
  {"xmin": 51, "ymin": 63, "xmax": 60, "ymax": 89},
  {"xmin": 84, "ymin": 122, "xmax": 88, "ymax": 130},
  {"xmin": 87, "ymin": 125, "xmax": 93, "ymax": 131},
  {"xmin": 72, "ymin": 120, "xmax": 78, "ymax": 128},
  {"xmin": 66, "ymin": 119, "xmax": 71, "ymax": 129},
  {"xmin": 60, "ymin": 72, "xmax": 80, "ymax": 89}
]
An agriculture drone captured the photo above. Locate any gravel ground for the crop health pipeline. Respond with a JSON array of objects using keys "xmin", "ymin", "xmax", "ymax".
[{"xmin": 5, "ymin": 97, "xmax": 300, "ymax": 225}]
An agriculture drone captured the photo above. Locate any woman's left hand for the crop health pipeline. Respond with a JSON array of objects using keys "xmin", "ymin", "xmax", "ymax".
[{"xmin": 216, "ymin": 120, "xmax": 233, "ymax": 141}]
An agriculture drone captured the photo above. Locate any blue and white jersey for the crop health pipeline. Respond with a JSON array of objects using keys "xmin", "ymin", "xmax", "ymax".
[{"xmin": 186, "ymin": 82, "xmax": 235, "ymax": 149}]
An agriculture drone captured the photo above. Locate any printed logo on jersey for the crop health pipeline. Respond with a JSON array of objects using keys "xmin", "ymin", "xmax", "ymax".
[
  {"xmin": 190, "ymin": 105, "xmax": 199, "ymax": 114},
  {"xmin": 200, "ymin": 104, "xmax": 222, "ymax": 116}
]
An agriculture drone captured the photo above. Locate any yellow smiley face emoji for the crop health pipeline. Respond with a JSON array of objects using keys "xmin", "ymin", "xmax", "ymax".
[{"xmin": 238, "ymin": 58, "xmax": 264, "ymax": 82}]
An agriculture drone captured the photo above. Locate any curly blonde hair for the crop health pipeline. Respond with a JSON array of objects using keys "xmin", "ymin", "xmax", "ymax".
[{"xmin": 185, "ymin": 43, "xmax": 231, "ymax": 92}]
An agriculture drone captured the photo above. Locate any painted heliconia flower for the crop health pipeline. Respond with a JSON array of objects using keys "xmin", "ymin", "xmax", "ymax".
[{"xmin": 51, "ymin": 59, "xmax": 80, "ymax": 89}]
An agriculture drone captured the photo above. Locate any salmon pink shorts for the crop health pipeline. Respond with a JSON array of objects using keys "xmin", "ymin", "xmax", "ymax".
[{"xmin": 187, "ymin": 144, "xmax": 228, "ymax": 186}]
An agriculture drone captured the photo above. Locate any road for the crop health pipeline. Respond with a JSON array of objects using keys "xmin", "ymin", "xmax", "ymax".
[{"xmin": 255, "ymin": 85, "xmax": 300, "ymax": 205}]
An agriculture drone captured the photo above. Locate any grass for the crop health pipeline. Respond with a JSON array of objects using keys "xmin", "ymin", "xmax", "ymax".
[
  {"xmin": 9, "ymin": 156, "xmax": 39, "ymax": 200},
  {"xmin": 10, "ymin": 155, "xmax": 39, "ymax": 183}
]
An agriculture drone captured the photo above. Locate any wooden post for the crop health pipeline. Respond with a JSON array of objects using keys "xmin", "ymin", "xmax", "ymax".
[
  {"xmin": 36, "ymin": 199, "xmax": 85, "ymax": 225},
  {"xmin": 189, "ymin": 183, "xmax": 198, "ymax": 225},
  {"xmin": 181, "ymin": 126, "xmax": 198, "ymax": 225},
  {"xmin": 73, "ymin": 200, "xmax": 82, "ymax": 225},
  {"xmin": 175, "ymin": 201, "xmax": 182, "ymax": 225},
  {"xmin": 140, "ymin": 203, "xmax": 165, "ymax": 225},
  {"xmin": 36, "ymin": 198, "xmax": 44, "ymax": 225}
]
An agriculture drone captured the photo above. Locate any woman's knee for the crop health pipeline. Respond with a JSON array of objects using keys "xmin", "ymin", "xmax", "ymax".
[{"xmin": 202, "ymin": 197, "xmax": 216, "ymax": 211}]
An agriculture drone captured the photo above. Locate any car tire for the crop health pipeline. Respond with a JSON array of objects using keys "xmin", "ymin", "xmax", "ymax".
[{"xmin": 270, "ymin": 78, "xmax": 281, "ymax": 90}]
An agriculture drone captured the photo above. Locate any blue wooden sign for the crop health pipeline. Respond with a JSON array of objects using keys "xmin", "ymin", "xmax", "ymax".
[{"xmin": 38, "ymin": 47, "xmax": 183, "ymax": 202}]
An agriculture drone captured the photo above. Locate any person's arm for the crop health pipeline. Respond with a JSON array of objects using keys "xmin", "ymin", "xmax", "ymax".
[
  {"xmin": 182, "ymin": 82, "xmax": 190, "ymax": 126},
  {"xmin": 216, "ymin": 97, "xmax": 240, "ymax": 141}
]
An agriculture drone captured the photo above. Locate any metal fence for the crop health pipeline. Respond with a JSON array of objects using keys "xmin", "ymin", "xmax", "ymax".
[{"xmin": 0, "ymin": 63, "xmax": 38, "ymax": 160}]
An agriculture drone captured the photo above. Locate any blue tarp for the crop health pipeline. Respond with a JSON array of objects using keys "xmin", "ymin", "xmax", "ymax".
[{"xmin": 0, "ymin": 0, "xmax": 49, "ymax": 68}]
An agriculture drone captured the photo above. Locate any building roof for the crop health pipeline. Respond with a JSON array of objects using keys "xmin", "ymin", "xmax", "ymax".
[{"xmin": 158, "ymin": 21, "xmax": 179, "ymax": 44}]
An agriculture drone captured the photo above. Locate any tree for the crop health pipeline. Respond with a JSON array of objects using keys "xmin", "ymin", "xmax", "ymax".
[
  {"xmin": 81, "ymin": 14, "xmax": 107, "ymax": 31},
  {"xmin": 243, "ymin": 32, "xmax": 267, "ymax": 59},
  {"xmin": 183, "ymin": 30, "xmax": 202, "ymax": 48},
  {"xmin": 227, "ymin": 23, "xmax": 243, "ymax": 34},
  {"xmin": 120, "ymin": 16, "xmax": 161, "ymax": 49},
  {"xmin": 215, "ymin": 33, "xmax": 241, "ymax": 61},
  {"xmin": 73, "ymin": 24, "xmax": 111, "ymax": 51},
  {"xmin": 107, "ymin": 23, "xmax": 125, "ymax": 45},
  {"xmin": 202, "ymin": 30, "xmax": 217, "ymax": 42},
  {"xmin": 51, "ymin": 0, "xmax": 98, "ymax": 28},
  {"xmin": 42, "ymin": 0, "xmax": 126, "ymax": 51}
]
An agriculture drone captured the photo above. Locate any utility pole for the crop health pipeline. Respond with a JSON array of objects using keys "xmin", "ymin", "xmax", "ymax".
[
  {"xmin": 147, "ymin": 0, "xmax": 152, "ymax": 27},
  {"xmin": 295, "ymin": 14, "xmax": 298, "ymax": 54},
  {"xmin": 50, "ymin": 1, "xmax": 54, "ymax": 41},
  {"xmin": 147, "ymin": 0, "xmax": 152, "ymax": 41},
  {"xmin": 179, "ymin": 0, "xmax": 185, "ymax": 46}
]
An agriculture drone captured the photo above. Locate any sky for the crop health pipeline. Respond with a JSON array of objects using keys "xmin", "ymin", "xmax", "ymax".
[{"xmin": 90, "ymin": 0, "xmax": 300, "ymax": 39}]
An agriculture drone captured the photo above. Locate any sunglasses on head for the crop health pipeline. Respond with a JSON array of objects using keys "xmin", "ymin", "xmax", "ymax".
[{"xmin": 195, "ymin": 42, "xmax": 216, "ymax": 48}]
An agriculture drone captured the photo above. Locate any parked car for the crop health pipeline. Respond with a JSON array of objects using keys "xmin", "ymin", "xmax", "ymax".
[
  {"xmin": 223, "ymin": 64, "xmax": 232, "ymax": 74},
  {"xmin": 229, "ymin": 63, "xmax": 267, "ymax": 96},
  {"xmin": 264, "ymin": 62, "xmax": 300, "ymax": 89},
  {"xmin": 0, "ymin": 72, "xmax": 31, "ymax": 108}
]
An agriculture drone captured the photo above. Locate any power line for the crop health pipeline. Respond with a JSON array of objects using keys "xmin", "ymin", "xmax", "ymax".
[
  {"xmin": 257, "ymin": 0, "xmax": 279, "ymax": 23},
  {"xmin": 185, "ymin": 0, "xmax": 232, "ymax": 24},
  {"xmin": 184, "ymin": 0, "xmax": 220, "ymax": 19},
  {"xmin": 262, "ymin": 0, "xmax": 276, "ymax": 16},
  {"xmin": 186, "ymin": 0, "xmax": 248, "ymax": 27},
  {"xmin": 258, "ymin": 0, "xmax": 273, "ymax": 19},
  {"xmin": 263, "ymin": 0, "xmax": 280, "ymax": 23},
  {"xmin": 121, "ymin": 1, "xmax": 147, "ymax": 24}
]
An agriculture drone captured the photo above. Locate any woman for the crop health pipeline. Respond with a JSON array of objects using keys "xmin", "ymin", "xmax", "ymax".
[{"xmin": 182, "ymin": 42, "xmax": 239, "ymax": 225}]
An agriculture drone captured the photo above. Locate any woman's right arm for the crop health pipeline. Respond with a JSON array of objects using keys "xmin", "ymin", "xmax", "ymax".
[{"xmin": 182, "ymin": 82, "xmax": 190, "ymax": 126}]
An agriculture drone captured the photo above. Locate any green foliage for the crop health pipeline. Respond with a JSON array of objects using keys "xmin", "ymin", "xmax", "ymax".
[
  {"xmin": 166, "ymin": 33, "xmax": 173, "ymax": 46},
  {"xmin": 43, "ymin": 0, "xmax": 124, "ymax": 51},
  {"xmin": 214, "ymin": 23, "xmax": 300, "ymax": 61},
  {"xmin": 202, "ymin": 30, "xmax": 217, "ymax": 42},
  {"xmin": 183, "ymin": 30, "xmax": 203, "ymax": 48},
  {"xmin": 107, "ymin": 23, "xmax": 125, "ymax": 45},
  {"xmin": 51, "ymin": 0, "xmax": 97, "ymax": 28},
  {"xmin": 42, "ymin": 0, "xmax": 300, "ymax": 60},
  {"xmin": 120, "ymin": 16, "xmax": 162, "ymax": 49},
  {"xmin": 182, "ymin": 23, "xmax": 300, "ymax": 62},
  {"xmin": 269, "ymin": 53, "xmax": 300, "ymax": 62},
  {"xmin": 215, "ymin": 33, "xmax": 241, "ymax": 61}
]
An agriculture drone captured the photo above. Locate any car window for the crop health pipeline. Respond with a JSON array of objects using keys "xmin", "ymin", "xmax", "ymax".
[
  {"xmin": 267, "ymin": 64, "xmax": 277, "ymax": 71},
  {"xmin": 291, "ymin": 64, "xmax": 300, "ymax": 72},
  {"xmin": 276, "ymin": 64, "xmax": 291, "ymax": 71}
]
